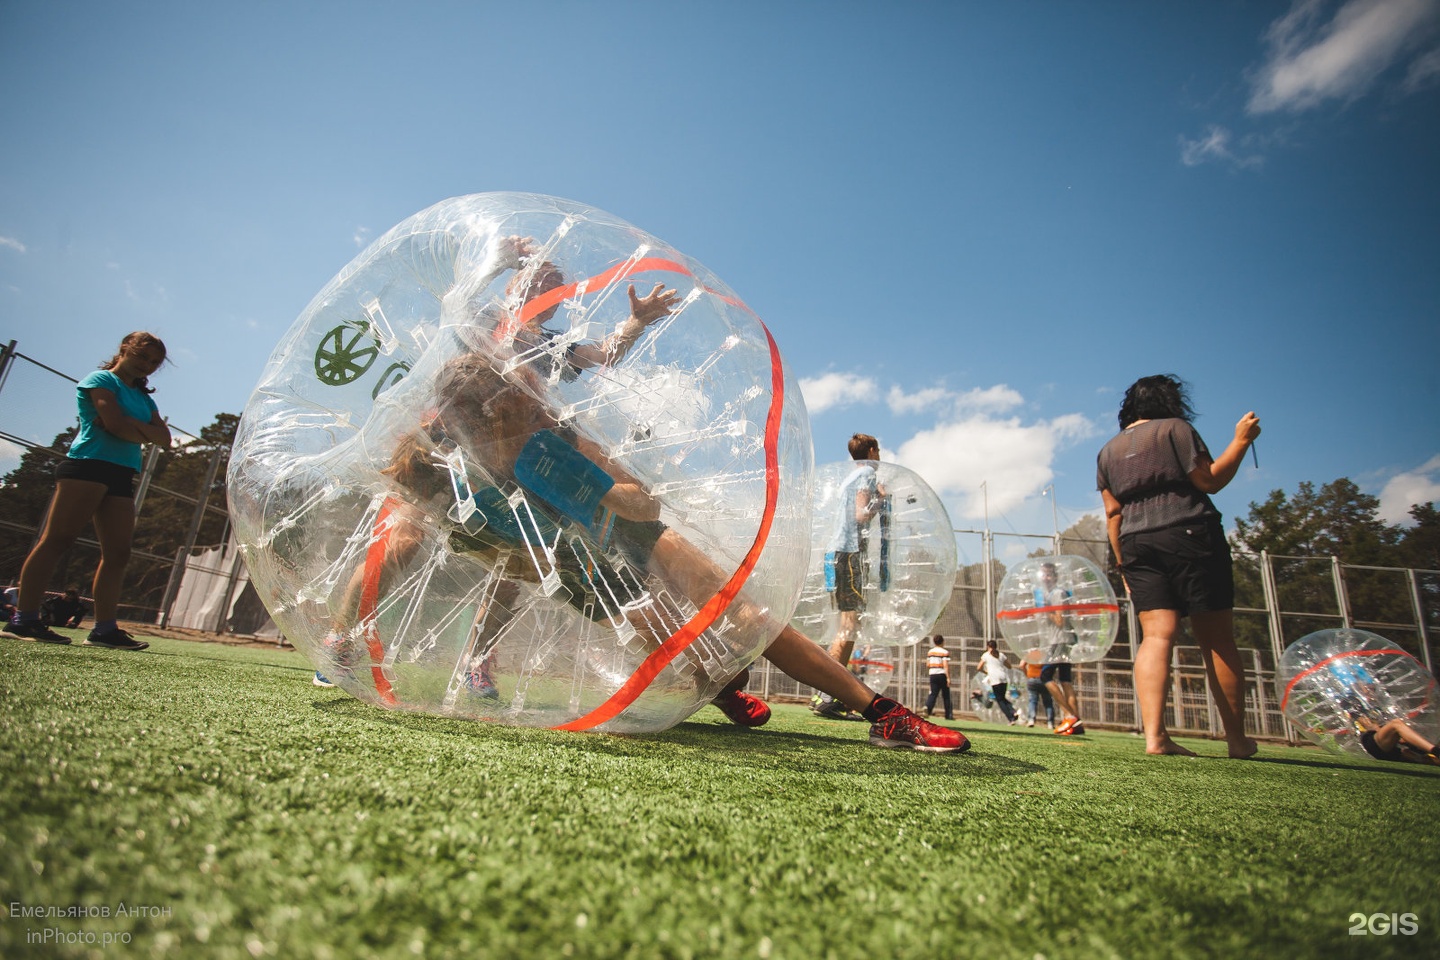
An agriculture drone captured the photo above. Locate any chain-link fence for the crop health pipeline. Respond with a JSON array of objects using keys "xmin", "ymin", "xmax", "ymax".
[{"xmin": 751, "ymin": 530, "xmax": 1438, "ymax": 744}]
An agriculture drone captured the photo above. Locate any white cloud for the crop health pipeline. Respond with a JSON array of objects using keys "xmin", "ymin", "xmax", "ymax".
[
  {"xmin": 954, "ymin": 384, "xmax": 1024, "ymax": 414},
  {"xmin": 0, "ymin": 438, "xmax": 22, "ymax": 476},
  {"xmin": 886, "ymin": 384, "xmax": 953, "ymax": 415},
  {"xmin": 1178, "ymin": 125, "xmax": 1265, "ymax": 168},
  {"xmin": 1249, "ymin": 0, "xmax": 1440, "ymax": 113},
  {"xmin": 892, "ymin": 412, "xmax": 1098, "ymax": 521},
  {"xmin": 354, "ymin": 226, "xmax": 373, "ymax": 248},
  {"xmin": 799, "ymin": 371, "xmax": 879, "ymax": 415},
  {"xmin": 0, "ymin": 236, "xmax": 26, "ymax": 254},
  {"xmin": 1402, "ymin": 44, "xmax": 1440, "ymax": 90},
  {"xmin": 1378, "ymin": 454, "xmax": 1440, "ymax": 524}
]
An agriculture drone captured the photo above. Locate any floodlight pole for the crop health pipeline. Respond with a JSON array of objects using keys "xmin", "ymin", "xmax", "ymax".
[
  {"xmin": 981, "ymin": 481, "xmax": 994, "ymax": 645},
  {"xmin": 1044, "ymin": 484, "xmax": 1059, "ymax": 555}
]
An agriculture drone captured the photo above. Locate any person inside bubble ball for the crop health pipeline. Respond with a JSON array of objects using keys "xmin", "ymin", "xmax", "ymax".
[
  {"xmin": 1036, "ymin": 562, "xmax": 1084, "ymax": 736},
  {"xmin": 1350, "ymin": 716, "xmax": 1440, "ymax": 766},
  {"xmin": 811, "ymin": 432, "xmax": 887, "ymax": 721},
  {"xmin": 315, "ymin": 418, "xmax": 752, "ymax": 718},
  {"xmin": 429, "ymin": 347, "xmax": 970, "ymax": 752},
  {"xmin": 479, "ymin": 235, "xmax": 681, "ymax": 380},
  {"xmin": 1096, "ymin": 374, "xmax": 1260, "ymax": 759},
  {"xmin": 313, "ymin": 238, "xmax": 686, "ymax": 692},
  {"xmin": 977, "ymin": 639, "xmax": 1018, "ymax": 724}
]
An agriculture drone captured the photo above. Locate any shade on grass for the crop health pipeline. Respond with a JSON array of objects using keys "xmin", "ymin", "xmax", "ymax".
[{"xmin": 2, "ymin": 632, "xmax": 1436, "ymax": 960}]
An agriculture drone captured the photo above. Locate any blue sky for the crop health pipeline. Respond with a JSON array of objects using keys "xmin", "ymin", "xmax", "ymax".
[{"xmin": 2, "ymin": 0, "xmax": 1437, "ymax": 561}]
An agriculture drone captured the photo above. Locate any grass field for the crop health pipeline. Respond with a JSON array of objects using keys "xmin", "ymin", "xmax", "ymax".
[{"xmin": 2, "ymin": 630, "xmax": 1437, "ymax": 960}]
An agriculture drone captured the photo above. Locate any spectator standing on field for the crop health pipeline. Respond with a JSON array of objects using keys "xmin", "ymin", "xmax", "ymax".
[
  {"xmin": 924, "ymin": 634, "xmax": 953, "ymax": 720},
  {"xmin": 2, "ymin": 332, "xmax": 171, "ymax": 650}
]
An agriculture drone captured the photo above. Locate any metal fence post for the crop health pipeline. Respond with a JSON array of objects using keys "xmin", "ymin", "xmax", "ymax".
[
  {"xmin": 1332, "ymin": 555, "xmax": 1352, "ymax": 629},
  {"xmin": 158, "ymin": 447, "xmax": 224, "ymax": 627},
  {"xmin": 133, "ymin": 444, "xmax": 162, "ymax": 515},
  {"xmin": 1407, "ymin": 569, "xmax": 1433, "ymax": 672},
  {"xmin": 0, "ymin": 339, "xmax": 17, "ymax": 400}
]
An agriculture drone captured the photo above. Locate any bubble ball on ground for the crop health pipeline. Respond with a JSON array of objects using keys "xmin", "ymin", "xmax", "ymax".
[
  {"xmin": 1277, "ymin": 627, "xmax": 1439, "ymax": 758},
  {"xmin": 968, "ymin": 666, "xmax": 1024, "ymax": 724},
  {"xmin": 228, "ymin": 193, "xmax": 814, "ymax": 733},
  {"xmin": 789, "ymin": 460, "xmax": 956, "ymax": 649},
  {"xmin": 995, "ymin": 555, "xmax": 1118, "ymax": 664}
]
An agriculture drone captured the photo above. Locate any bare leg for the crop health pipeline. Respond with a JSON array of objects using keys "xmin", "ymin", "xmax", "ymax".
[
  {"xmin": 17, "ymin": 480, "xmax": 109, "ymax": 612},
  {"xmin": 829, "ymin": 611, "xmax": 858, "ymax": 665},
  {"xmin": 1046, "ymin": 680, "xmax": 1081, "ymax": 723},
  {"xmin": 1135, "ymin": 609, "xmax": 1195, "ymax": 756},
  {"xmin": 764, "ymin": 626, "xmax": 876, "ymax": 714},
  {"xmin": 1375, "ymin": 719, "xmax": 1439, "ymax": 762},
  {"xmin": 89, "ymin": 495, "xmax": 137, "ymax": 623},
  {"xmin": 1190, "ymin": 608, "xmax": 1258, "ymax": 759}
]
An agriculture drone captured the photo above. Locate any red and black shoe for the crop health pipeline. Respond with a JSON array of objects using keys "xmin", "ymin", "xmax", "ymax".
[
  {"xmin": 869, "ymin": 704, "xmax": 971, "ymax": 753},
  {"xmin": 712, "ymin": 689, "xmax": 772, "ymax": 727}
]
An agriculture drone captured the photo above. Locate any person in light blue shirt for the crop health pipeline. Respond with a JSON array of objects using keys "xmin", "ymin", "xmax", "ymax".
[
  {"xmin": 812, "ymin": 432, "xmax": 885, "ymax": 719},
  {"xmin": 3, "ymin": 332, "xmax": 171, "ymax": 650}
]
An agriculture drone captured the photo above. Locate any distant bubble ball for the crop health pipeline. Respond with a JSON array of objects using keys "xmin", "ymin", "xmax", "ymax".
[
  {"xmin": 995, "ymin": 555, "xmax": 1118, "ymax": 664},
  {"xmin": 1276, "ymin": 628, "xmax": 1439, "ymax": 758},
  {"xmin": 789, "ymin": 460, "xmax": 956, "ymax": 650}
]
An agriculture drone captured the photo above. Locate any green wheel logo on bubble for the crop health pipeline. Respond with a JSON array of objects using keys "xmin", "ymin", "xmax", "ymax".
[{"xmin": 314, "ymin": 324, "xmax": 380, "ymax": 385}]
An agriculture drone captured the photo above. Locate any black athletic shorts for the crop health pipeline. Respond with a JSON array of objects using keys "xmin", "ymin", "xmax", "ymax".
[
  {"xmin": 1358, "ymin": 730, "xmax": 1404, "ymax": 763},
  {"xmin": 833, "ymin": 551, "xmax": 865, "ymax": 613},
  {"xmin": 1120, "ymin": 519, "xmax": 1234, "ymax": 616},
  {"xmin": 606, "ymin": 517, "xmax": 667, "ymax": 571},
  {"xmin": 1040, "ymin": 662, "xmax": 1072, "ymax": 684},
  {"xmin": 56, "ymin": 457, "xmax": 136, "ymax": 498}
]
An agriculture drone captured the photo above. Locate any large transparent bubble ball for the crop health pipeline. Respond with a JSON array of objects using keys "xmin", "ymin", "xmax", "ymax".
[
  {"xmin": 968, "ymin": 666, "xmax": 1024, "ymax": 725},
  {"xmin": 789, "ymin": 460, "xmax": 956, "ymax": 649},
  {"xmin": 995, "ymin": 556, "xmax": 1118, "ymax": 664},
  {"xmin": 1276, "ymin": 628, "xmax": 1439, "ymax": 759},
  {"xmin": 229, "ymin": 193, "xmax": 814, "ymax": 733}
]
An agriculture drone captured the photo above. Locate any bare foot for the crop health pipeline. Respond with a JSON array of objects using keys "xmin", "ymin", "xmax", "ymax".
[
  {"xmin": 1228, "ymin": 737, "xmax": 1259, "ymax": 759},
  {"xmin": 1146, "ymin": 739, "xmax": 1197, "ymax": 757}
]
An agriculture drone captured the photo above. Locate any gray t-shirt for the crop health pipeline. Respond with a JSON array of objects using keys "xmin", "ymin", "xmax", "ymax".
[{"xmin": 1096, "ymin": 418, "xmax": 1219, "ymax": 536}]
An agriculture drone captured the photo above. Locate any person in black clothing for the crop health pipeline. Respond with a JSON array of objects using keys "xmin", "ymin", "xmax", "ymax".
[{"xmin": 41, "ymin": 586, "xmax": 89, "ymax": 627}]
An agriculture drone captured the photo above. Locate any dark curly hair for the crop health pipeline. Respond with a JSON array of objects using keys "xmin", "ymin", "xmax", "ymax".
[{"xmin": 1117, "ymin": 374, "xmax": 1195, "ymax": 429}]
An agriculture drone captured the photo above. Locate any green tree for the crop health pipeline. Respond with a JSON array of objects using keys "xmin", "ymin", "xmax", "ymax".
[
  {"xmin": 1230, "ymin": 478, "xmax": 1411, "ymax": 650},
  {"xmin": 1398, "ymin": 503, "xmax": 1440, "ymax": 639}
]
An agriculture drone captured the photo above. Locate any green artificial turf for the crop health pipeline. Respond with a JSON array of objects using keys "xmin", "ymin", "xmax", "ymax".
[{"xmin": 2, "ymin": 631, "xmax": 1436, "ymax": 960}]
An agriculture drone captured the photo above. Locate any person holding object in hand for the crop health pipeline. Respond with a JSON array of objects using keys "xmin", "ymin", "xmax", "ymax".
[{"xmin": 1096, "ymin": 374, "xmax": 1260, "ymax": 758}]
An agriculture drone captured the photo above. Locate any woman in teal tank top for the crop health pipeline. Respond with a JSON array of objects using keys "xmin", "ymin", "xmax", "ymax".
[{"xmin": 3, "ymin": 332, "xmax": 171, "ymax": 649}]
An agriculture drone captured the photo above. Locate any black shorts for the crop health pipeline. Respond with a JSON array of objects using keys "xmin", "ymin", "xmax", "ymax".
[
  {"xmin": 56, "ymin": 457, "xmax": 136, "ymax": 498},
  {"xmin": 606, "ymin": 517, "xmax": 667, "ymax": 571},
  {"xmin": 1358, "ymin": 730, "xmax": 1404, "ymax": 762},
  {"xmin": 1040, "ymin": 662, "xmax": 1072, "ymax": 684},
  {"xmin": 554, "ymin": 517, "xmax": 666, "ymax": 624},
  {"xmin": 1120, "ymin": 519, "xmax": 1234, "ymax": 616},
  {"xmin": 833, "ymin": 551, "xmax": 865, "ymax": 613}
]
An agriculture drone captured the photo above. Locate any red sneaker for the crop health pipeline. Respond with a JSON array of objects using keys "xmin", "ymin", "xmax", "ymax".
[
  {"xmin": 869, "ymin": 705, "xmax": 971, "ymax": 754},
  {"xmin": 713, "ymin": 689, "xmax": 771, "ymax": 727}
]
